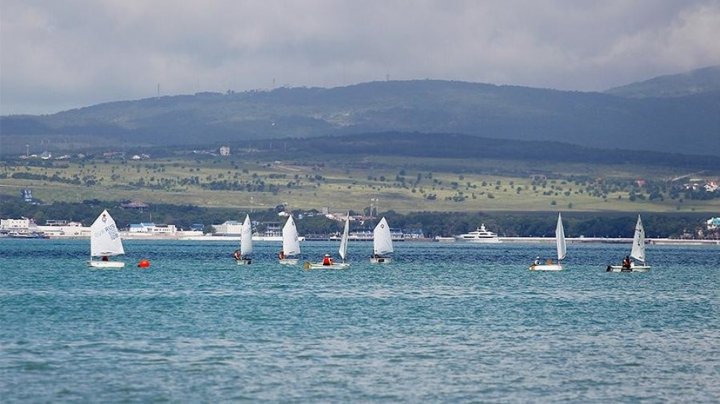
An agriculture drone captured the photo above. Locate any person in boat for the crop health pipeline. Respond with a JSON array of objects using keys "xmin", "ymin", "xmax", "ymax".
[
  {"xmin": 533, "ymin": 256, "xmax": 540, "ymax": 266},
  {"xmin": 278, "ymin": 250, "xmax": 285, "ymax": 260},
  {"xmin": 546, "ymin": 258, "xmax": 553, "ymax": 265},
  {"xmin": 101, "ymin": 256, "xmax": 109, "ymax": 261},
  {"xmin": 322, "ymin": 254, "xmax": 333, "ymax": 266},
  {"xmin": 233, "ymin": 249, "xmax": 242, "ymax": 261},
  {"xmin": 622, "ymin": 255, "xmax": 632, "ymax": 269}
]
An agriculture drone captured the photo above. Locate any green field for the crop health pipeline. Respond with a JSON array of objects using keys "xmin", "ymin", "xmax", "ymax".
[{"xmin": 1, "ymin": 154, "xmax": 718, "ymax": 213}]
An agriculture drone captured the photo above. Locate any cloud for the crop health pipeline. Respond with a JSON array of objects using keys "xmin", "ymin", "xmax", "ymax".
[{"xmin": 1, "ymin": 0, "xmax": 719, "ymax": 114}]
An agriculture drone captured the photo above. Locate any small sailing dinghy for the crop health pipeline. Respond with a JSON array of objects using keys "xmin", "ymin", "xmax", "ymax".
[
  {"xmin": 370, "ymin": 217, "xmax": 393, "ymax": 264},
  {"xmin": 607, "ymin": 215, "xmax": 651, "ymax": 272},
  {"xmin": 529, "ymin": 213, "xmax": 566, "ymax": 271},
  {"xmin": 88, "ymin": 209, "xmax": 125, "ymax": 268},
  {"xmin": 278, "ymin": 215, "xmax": 301, "ymax": 265},
  {"xmin": 233, "ymin": 214, "xmax": 253, "ymax": 265},
  {"xmin": 305, "ymin": 213, "xmax": 351, "ymax": 269}
]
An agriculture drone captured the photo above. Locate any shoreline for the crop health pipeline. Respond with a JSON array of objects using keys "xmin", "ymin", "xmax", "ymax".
[{"xmin": 2, "ymin": 234, "xmax": 718, "ymax": 246}]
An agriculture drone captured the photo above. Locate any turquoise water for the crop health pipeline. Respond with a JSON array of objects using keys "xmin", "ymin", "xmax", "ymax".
[{"xmin": 1, "ymin": 239, "xmax": 718, "ymax": 402}]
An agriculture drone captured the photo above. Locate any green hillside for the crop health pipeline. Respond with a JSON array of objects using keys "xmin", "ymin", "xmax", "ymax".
[{"xmin": 1, "ymin": 135, "xmax": 718, "ymax": 214}]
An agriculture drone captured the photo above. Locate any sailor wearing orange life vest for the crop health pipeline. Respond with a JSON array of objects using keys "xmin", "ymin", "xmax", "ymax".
[{"xmin": 322, "ymin": 254, "xmax": 333, "ymax": 266}]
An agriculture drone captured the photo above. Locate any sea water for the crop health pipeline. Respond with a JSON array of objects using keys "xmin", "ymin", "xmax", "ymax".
[{"xmin": 1, "ymin": 239, "xmax": 718, "ymax": 402}]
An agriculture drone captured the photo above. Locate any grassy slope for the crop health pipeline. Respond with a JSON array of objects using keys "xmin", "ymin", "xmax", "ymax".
[{"xmin": 1, "ymin": 154, "xmax": 718, "ymax": 213}]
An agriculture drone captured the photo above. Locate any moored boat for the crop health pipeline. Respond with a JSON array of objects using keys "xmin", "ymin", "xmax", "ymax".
[{"xmin": 454, "ymin": 224, "xmax": 500, "ymax": 243}]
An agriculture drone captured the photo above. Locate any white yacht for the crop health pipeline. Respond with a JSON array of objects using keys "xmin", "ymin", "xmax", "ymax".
[{"xmin": 454, "ymin": 224, "xmax": 501, "ymax": 243}]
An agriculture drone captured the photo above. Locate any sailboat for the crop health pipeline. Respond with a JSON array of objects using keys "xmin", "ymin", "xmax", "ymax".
[
  {"xmin": 338, "ymin": 213, "xmax": 350, "ymax": 266},
  {"xmin": 233, "ymin": 214, "xmax": 253, "ymax": 265},
  {"xmin": 607, "ymin": 215, "xmax": 651, "ymax": 272},
  {"xmin": 88, "ymin": 209, "xmax": 125, "ymax": 268},
  {"xmin": 304, "ymin": 213, "xmax": 351, "ymax": 269},
  {"xmin": 529, "ymin": 213, "xmax": 566, "ymax": 271},
  {"xmin": 370, "ymin": 217, "xmax": 393, "ymax": 264},
  {"xmin": 278, "ymin": 215, "xmax": 301, "ymax": 265}
]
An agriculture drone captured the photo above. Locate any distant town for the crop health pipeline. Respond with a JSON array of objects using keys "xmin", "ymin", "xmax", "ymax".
[
  {"xmin": 2, "ymin": 199, "xmax": 719, "ymax": 246},
  {"xmin": 0, "ymin": 210, "xmax": 420, "ymax": 242}
]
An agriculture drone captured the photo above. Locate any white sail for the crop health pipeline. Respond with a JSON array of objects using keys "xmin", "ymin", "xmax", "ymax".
[
  {"xmin": 630, "ymin": 215, "xmax": 646, "ymax": 262},
  {"xmin": 373, "ymin": 217, "xmax": 394, "ymax": 255},
  {"xmin": 90, "ymin": 209, "xmax": 124, "ymax": 257},
  {"xmin": 282, "ymin": 215, "xmax": 301, "ymax": 256},
  {"xmin": 339, "ymin": 213, "xmax": 350, "ymax": 261},
  {"xmin": 240, "ymin": 214, "xmax": 253, "ymax": 256},
  {"xmin": 555, "ymin": 213, "xmax": 566, "ymax": 261}
]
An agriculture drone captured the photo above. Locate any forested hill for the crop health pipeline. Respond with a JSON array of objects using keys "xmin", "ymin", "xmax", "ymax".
[
  {"xmin": 2, "ymin": 71, "xmax": 719, "ymax": 156},
  {"xmin": 256, "ymin": 132, "xmax": 718, "ymax": 170}
]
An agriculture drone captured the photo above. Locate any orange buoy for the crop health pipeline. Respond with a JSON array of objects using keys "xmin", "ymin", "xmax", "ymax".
[{"xmin": 137, "ymin": 259, "xmax": 151, "ymax": 268}]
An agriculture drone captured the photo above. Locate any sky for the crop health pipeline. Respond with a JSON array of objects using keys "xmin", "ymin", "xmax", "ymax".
[{"xmin": 1, "ymin": 0, "xmax": 719, "ymax": 115}]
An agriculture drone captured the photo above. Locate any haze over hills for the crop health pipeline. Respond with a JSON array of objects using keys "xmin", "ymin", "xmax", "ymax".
[
  {"xmin": 1, "ymin": 66, "xmax": 719, "ymax": 156},
  {"xmin": 606, "ymin": 65, "xmax": 720, "ymax": 98}
]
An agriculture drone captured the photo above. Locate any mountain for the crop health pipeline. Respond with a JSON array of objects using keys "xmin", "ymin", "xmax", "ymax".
[
  {"xmin": 2, "ymin": 75, "xmax": 719, "ymax": 156},
  {"xmin": 606, "ymin": 65, "xmax": 720, "ymax": 98}
]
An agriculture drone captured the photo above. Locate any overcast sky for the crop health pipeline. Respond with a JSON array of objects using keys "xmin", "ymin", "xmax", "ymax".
[{"xmin": 2, "ymin": 0, "xmax": 719, "ymax": 115}]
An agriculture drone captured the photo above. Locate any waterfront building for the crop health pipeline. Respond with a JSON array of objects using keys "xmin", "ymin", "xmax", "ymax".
[
  {"xmin": 706, "ymin": 217, "xmax": 720, "ymax": 231},
  {"xmin": 213, "ymin": 220, "xmax": 243, "ymax": 236},
  {"xmin": 38, "ymin": 221, "xmax": 89, "ymax": 238},
  {"xmin": 128, "ymin": 223, "xmax": 177, "ymax": 235},
  {"xmin": 1, "ymin": 218, "xmax": 34, "ymax": 230}
]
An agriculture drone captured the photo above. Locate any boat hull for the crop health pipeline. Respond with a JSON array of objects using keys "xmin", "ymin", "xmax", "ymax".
[
  {"xmin": 456, "ymin": 238, "xmax": 501, "ymax": 243},
  {"xmin": 370, "ymin": 257, "xmax": 392, "ymax": 264},
  {"xmin": 606, "ymin": 264, "xmax": 651, "ymax": 272},
  {"xmin": 88, "ymin": 260, "xmax": 125, "ymax": 268},
  {"xmin": 235, "ymin": 258, "xmax": 252, "ymax": 265},
  {"xmin": 304, "ymin": 262, "xmax": 350, "ymax": 270},
  {"xmin": 279, "ymin": 258, "xmax": 299, "ymax": 265},
  {"xmin": 529, "ymin": 264, "xmax": 563, "ymax": 271}
]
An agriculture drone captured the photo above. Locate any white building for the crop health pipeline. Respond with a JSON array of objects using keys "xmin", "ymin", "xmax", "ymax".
[
  {"xmin": 37, "ymin": 221, "xmax": 90, "ymax": 238},
  {"xmin": 707, "ymin": 217, "xmax": 720, "ymax": 231},
  {"xmin": 2, "ymin": 218, "xmax": 91, "ymax": 238},
  {"xmin": 219, "ymin": 145, "xmax": 231, "ymax": 156},
  {"xmin": 128, "ymin": 223, "xmax": 177, "ymax": 235},
  {"xmin": 213, "ymin": 220, "xmax": 244, "ymax": 235},
  {"xmin": 1, "ymin": 218, "xmax": 33, "ymax": 230}
]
